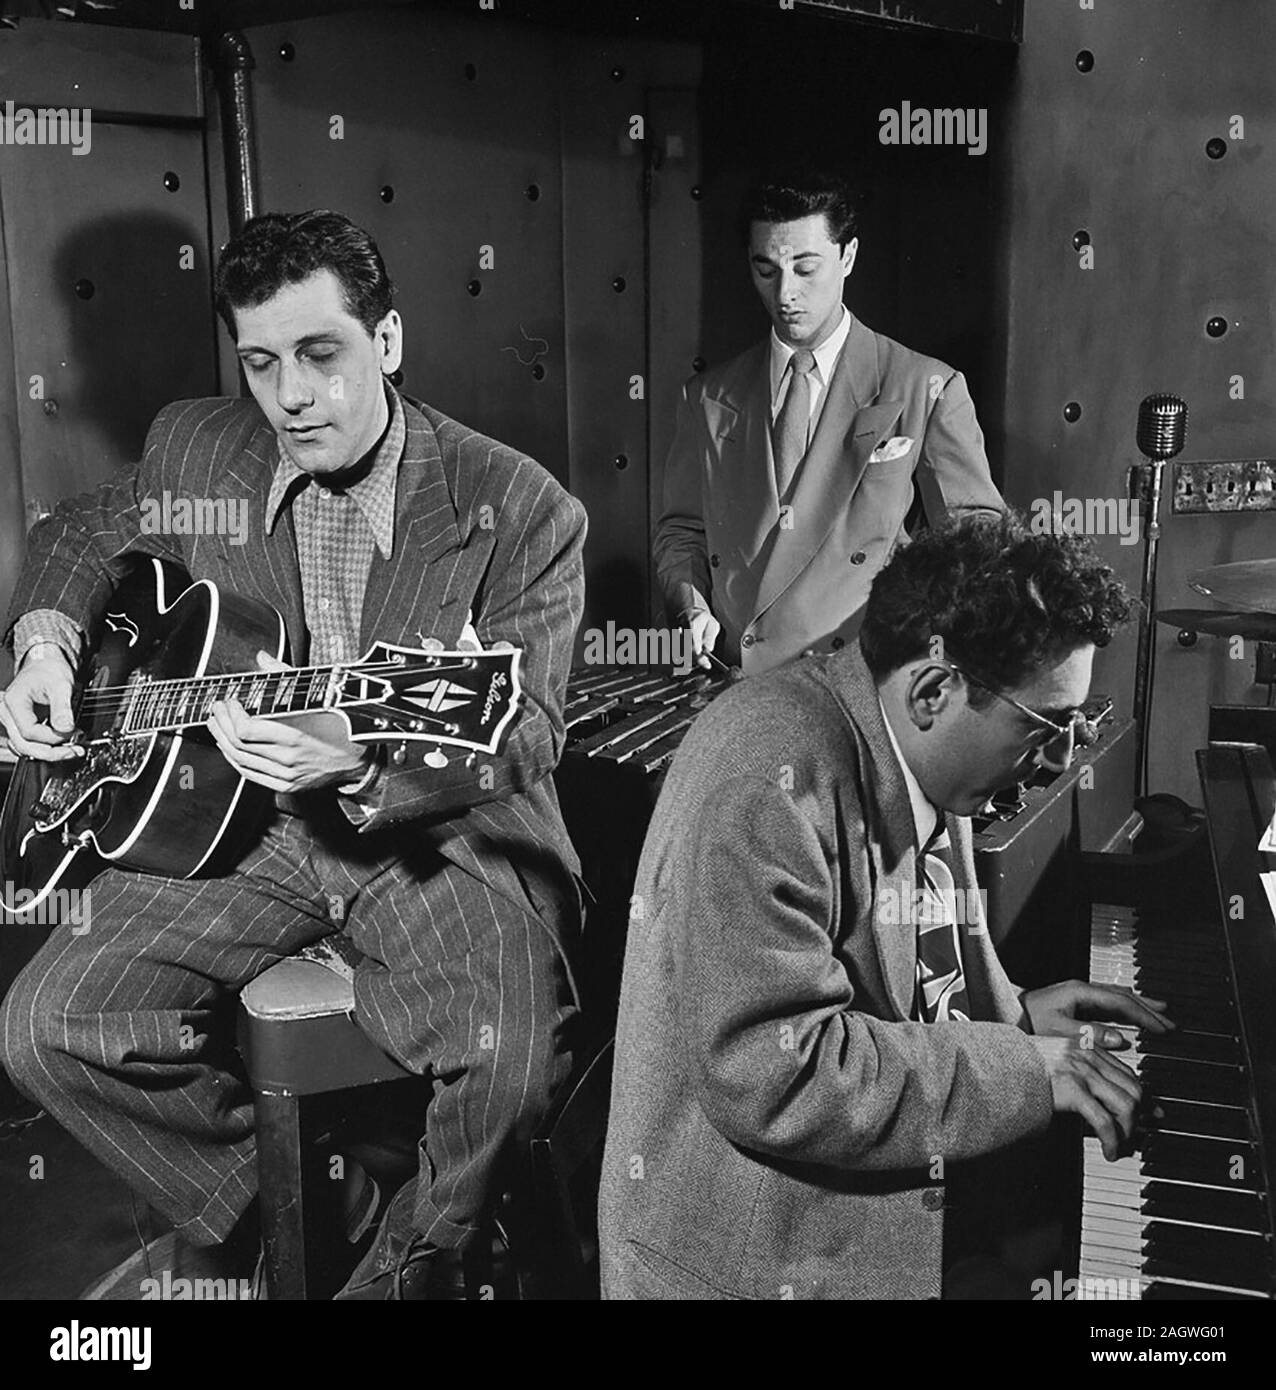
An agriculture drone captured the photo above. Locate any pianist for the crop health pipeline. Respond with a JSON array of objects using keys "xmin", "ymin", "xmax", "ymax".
[{"xmin": 600, "ymin": 512, "xmax": 1172, "ymax": 1299}]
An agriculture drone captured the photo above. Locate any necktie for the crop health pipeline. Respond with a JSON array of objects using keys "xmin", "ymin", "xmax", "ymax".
[
  {"xmin": 772, "ymin": 348, "xmax": 818, "ymax": 500},
  {"xmin": 915, "ymin": 827, "xmax": 971, "ymax": 1023}
]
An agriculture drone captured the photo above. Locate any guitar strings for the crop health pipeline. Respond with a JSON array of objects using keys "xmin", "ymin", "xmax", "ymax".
[{"xmin": 71, "ymin": 660, "xmax": 488, "ymax": 724}]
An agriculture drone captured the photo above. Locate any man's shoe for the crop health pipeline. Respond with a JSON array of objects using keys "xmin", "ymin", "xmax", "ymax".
[{"xmin": 332, "ymin": 1184, "xmax": 466, "ymax": 1301}]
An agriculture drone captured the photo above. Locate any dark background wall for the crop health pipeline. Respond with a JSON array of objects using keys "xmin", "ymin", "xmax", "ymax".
[
  {"xmin": 996, "ymin": 0, "xmax": 1276, "ymax": 803},
  {"xmin": 0, "ymin": 0, "xmax": 1271, "ymax": 806}
]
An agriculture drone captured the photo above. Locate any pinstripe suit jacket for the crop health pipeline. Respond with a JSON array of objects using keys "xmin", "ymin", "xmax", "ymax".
[
  {"xmin": 598, "ymin": 643, "xmax": 1054, "ymax": 1299},
  {"xmin": 3, "ymin": 394, "xmax": 588, "ymax": 945}
]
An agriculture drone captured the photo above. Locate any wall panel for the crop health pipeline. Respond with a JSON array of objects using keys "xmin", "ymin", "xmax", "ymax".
[
  {"xmin": 243, "ymin": 8, "xmax": 698, "ymax": 641},
  {"xmin": 998, "ymin": 0, "xmax": 1276, "ymax": 803},
  {"xmin": 0, "ymin": 22, "xmax": 215, "ymax": 682}
]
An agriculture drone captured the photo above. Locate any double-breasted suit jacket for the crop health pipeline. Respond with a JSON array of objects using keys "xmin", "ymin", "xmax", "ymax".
[
  {"xmin": 599, "ymin": 643, "xmax": 1054, "ymax": 1299},
  {"xmin": 654, "ymin": 316, "xmax": 1004, "ymax": 674}
]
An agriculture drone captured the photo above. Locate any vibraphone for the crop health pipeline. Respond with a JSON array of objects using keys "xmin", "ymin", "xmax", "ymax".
[{"xmin": 563, "ymin": 664, "xmax": 732, "ymax": 774}]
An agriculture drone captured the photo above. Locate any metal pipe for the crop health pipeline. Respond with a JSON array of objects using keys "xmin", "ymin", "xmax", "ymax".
[{"xmin": 212, "ymin": 31, "xmax": 259, "ymax": 234}]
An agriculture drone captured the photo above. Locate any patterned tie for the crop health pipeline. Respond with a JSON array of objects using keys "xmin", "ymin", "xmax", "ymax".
[
  {"xmin": 915, "ymin": 826, "xmax": 971, "ymax": 1023},
  {"xmin": 772, "ymin": 348, "xmax": 818, "ymax": 500}
]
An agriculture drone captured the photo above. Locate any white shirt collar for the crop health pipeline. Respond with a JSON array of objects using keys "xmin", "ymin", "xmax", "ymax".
[
  {"xmin": 769, "ymin": 304, "xmax": 852, "ymax": 403},
  {"xmin": 877, "ymin": 693, "xmax": 940, "ymax": 851}
]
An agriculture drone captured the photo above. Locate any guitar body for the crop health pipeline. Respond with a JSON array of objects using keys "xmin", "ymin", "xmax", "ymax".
[
  {"xmin": 1, "ymin": 558, "xmax": 282, "ymax": 920},
  {"xmin": 1, "ymin": 556, "xmax": 523, "ymax": 924}
]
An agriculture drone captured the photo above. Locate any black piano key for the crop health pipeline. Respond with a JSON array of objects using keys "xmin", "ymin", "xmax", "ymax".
[
  {"xmin": 1136, "ymin": 1031, "xmax": 1242, "ymax": 1067},
  {"xmin": 1142, "ymin": 1252, "xmax": 1271, "ymax": 1294},
  {"xmin": 1144, "ymin": 1222, "xmax": 1271, "ymax": 1274},
  {"xmin": 1139, "ymin": 1060, "xmax": 1250, "ymax": 1106},
  {"xmin": 1141, "ymin": 1182, "xmax": 1268, "ymax": 1231},
  {"xmin": 1139, "ymin": 1133, "xmax": 1259, "ymax": 1188},
  {"xmin": 1142, "ymin": 1097, "xmax": 1250, "ymax": 1141},
  {"xmin": 1130, "ymin": 971, "xmax": 1232, "ymax": 999}
]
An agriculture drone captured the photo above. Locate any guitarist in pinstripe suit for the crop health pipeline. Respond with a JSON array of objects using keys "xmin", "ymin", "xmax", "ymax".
[{"xmin": 0, "ymin": 211, "xmax": 587, "ymax": 1299}]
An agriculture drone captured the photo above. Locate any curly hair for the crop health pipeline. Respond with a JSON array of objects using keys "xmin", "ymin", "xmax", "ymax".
[
  {"xmin": 860, "ymin": 512, "xmax": 1134, "ymax": 699},
  {"xmin": 214, "ymin": 210, "xmax": 394, "ymax": 337},
  {"xmin": 737, "ymin": 169, "xmax": 859, "ymax": 248}
]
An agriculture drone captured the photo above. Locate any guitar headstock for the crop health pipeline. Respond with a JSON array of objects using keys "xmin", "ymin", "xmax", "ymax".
[{"xmin": 336, "ymin": 643, "xmax": 523, "ymax": 756}]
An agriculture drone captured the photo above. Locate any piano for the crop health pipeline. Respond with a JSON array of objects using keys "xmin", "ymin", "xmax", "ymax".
[{"xmin": 1075, "ymin": 741, "xmax": 1276, "ymax": 1299}]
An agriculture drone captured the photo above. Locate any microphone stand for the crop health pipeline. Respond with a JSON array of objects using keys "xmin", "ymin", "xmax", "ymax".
[
  {"xmin": 1130, "ymin": 395, "xmax": 1187, "ymax": 801},
  {"xmin": 1131, "ymin": 456, "xmax": 1165, "ymax": 800}
]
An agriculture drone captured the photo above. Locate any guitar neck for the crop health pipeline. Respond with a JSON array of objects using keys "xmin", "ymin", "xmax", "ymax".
[{"xmin": 120, "ymin": 665, "xmax": 342, "ymax": 735}]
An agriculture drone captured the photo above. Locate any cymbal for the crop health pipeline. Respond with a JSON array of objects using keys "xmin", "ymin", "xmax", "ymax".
[
  {"xmin": 1156, "ymin": 608, "xmax": 1276, "ymax": 641},
  {"xmin": 1188, "ymin": 559, "xmax": 1276, "ymax": 612}
]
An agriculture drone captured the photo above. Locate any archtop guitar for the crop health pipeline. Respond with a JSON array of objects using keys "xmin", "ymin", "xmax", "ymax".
[{"xmin": 0, "ymin": 557, "xmax": 522, "ymax": 922}]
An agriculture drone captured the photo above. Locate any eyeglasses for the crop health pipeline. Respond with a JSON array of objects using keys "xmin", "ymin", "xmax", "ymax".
[{"xmin": 944, "ymin": 663, "xmax": 1099, "ymax": 750}]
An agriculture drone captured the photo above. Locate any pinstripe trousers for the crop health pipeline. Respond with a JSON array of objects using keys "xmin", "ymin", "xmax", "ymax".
[{"xmin": 0, "ymin": 802, "xmax": 579, "ymax": 1250}]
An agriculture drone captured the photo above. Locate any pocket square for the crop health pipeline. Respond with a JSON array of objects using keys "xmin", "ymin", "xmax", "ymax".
[{"xmin": 868, "ymin": 435, "xmax": 914, "ymax": 463}]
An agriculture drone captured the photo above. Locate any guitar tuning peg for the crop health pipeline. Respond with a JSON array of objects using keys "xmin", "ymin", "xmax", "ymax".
[
  {"xmin": 392, "ymin": 742, "xmax": 408, "ymax": 765},
  {"xmin": 423, "ymin": 747, "xmax": 449, "ymax": 770}
]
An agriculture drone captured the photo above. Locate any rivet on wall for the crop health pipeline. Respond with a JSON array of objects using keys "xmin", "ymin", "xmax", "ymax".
[
  {"xmin": 525, "ymin": 183, "xmax": 541, "ymax": 202},
  {"xmin": 690, "ymin": 185, "xmax": 703, "ymax": 201},
  {"xmin": 1072, "ymin": 229, "xmax": 1090, "ymax": 251},
  {"xmin": 610, "ymin": 67, "xmax": 625, "ymax": 82},
  {"xmin": 531, "ymin": 363, "xmax": 546, "ymax": 381},
  {"xmin": 1075, "ymin": 50, "xmax": 1094, "ymax": 73},
  {"xmin": 464, "ymin": 63, "xmax": 477, "ymax": 81},
  {"xmin": 278, "ymin": 42, "xmax": 295, "ymax": 62},
  {"xmin": 380, "ymin": 186, "xmax": 395, "ymax": 203},
  {"xmin": 1063, "ymin": 401, "xmax": 1082, "ymax": 423},
  {"xmin": 1205, "ymin": 316, "xmax": 1229, "ymax": 338},
  {"xmin": 163, "ymin": 171, "xmax": 181, "ymax": 192},
  {"xmin": 612, "ymin": 276, "xmax": 627, "ymax": 293},
  {"xmin": 467, "ymin": 280, "xmax": 482, "ymax": 297},
  {"xmin": 1205, "ymin": 137, "xmax": 1227, "ymax": 160},
  {"xmin": 74, "ymin": 278, "xmax": 94, "ymax": 300},
  {"xmin": 614, "ymin": 454, "xmax": 629, "ymax": 470}
]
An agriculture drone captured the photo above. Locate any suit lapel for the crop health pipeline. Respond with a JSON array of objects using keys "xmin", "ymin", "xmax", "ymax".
[
  {"xmin": 753, "ymin": 320, "xmax": 903, "ymax": 619},
  {"xmin": 708, "ymin": 344, "xmax": 778, "ymax": 567},
  {"xmin": 212, "ymin": 419, "xmax": 308, "ymax": 662},
  {"xmin": 358, "ymin": 400, "xmax": 467, "ymax": 651},
  {"xmin": 834, "ymin": 647, "xmax": 919, "ymax": 1020}
]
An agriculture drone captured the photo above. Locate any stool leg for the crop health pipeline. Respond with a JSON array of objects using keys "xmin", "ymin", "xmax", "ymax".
[{"xmin": 254, "ymin": 1089, "xmax": 309, "ymax": 1300}]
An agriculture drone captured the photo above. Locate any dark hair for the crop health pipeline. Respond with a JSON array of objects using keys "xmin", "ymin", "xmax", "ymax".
[
  {"xmin": 860, "ymin": 512, "xmax": 1133, "ymax": 699},
  {"xmin": 214, "ymin": 210, "xmax": 394, "ymax": 336},
  {"xmin": 737, "ymin": 169, "xmax": 858, "ymax": 248}
]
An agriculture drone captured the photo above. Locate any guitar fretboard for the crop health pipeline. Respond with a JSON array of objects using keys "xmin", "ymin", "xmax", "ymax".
[{"xmin": 121, "ymin": 668, "xmax": 336, "ymax": 734}]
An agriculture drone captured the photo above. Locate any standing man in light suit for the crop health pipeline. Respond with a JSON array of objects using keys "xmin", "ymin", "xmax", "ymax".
[{"xmin": 654, "ymin": 169, "xmax": 1004, "ymax": 675}]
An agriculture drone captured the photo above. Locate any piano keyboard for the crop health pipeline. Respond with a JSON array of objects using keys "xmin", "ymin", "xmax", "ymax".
[{"xmin": 1079, "ymin": 903, "xmax": 1274, "ymax": 1299}]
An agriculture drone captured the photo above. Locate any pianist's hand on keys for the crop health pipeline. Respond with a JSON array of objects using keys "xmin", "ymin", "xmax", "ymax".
[{"xmin": 1024, "ymin": 980, "xmax": 1176, "ymax": 1161}]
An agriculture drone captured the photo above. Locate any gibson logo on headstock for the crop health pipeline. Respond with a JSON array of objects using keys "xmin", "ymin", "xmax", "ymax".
[{"xmin": 482, "ymin": 671, "xmax": 508, "ymax": 725}]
